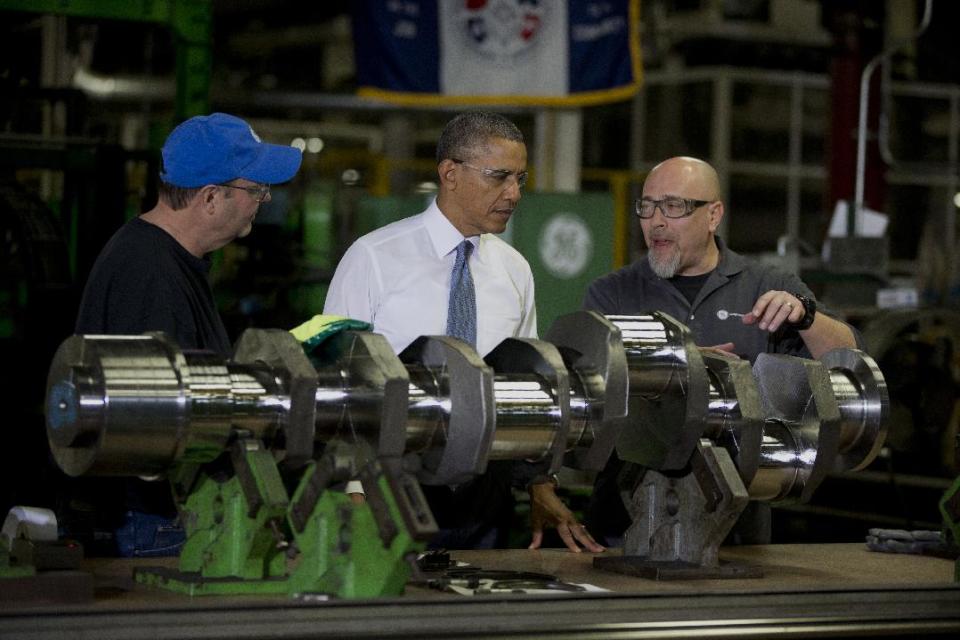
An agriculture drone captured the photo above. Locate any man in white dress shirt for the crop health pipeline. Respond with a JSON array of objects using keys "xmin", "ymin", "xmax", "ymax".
[{"xmin": 324, "ymin": 112, "xmax": 602, "ymax": 553}]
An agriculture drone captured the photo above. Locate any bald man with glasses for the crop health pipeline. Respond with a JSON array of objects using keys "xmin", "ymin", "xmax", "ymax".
[{"xmin": 581, "ymin": 156, "xmax": 862, "ymax": 546}]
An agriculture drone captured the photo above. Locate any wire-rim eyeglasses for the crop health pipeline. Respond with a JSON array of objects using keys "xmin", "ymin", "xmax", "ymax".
[
  {"xmin": 451, "ymin": 159, "xmax": 528, "ymax": 189},
  {"xmin": 219, "ymin": 183, "xmax": 271, "ymax": 203}
]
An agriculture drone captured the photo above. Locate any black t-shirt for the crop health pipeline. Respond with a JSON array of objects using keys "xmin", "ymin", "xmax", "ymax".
[
  {"xmin": 669, "ymin": 271, "xmax": 713, "ymax": 305},
  {"xmin": 75, "ymin": 217, "xmax": 231, "ymax": 356},
  {"xmin": 70, "ymin": 217, "xmax": 232, "ymax": 529}
]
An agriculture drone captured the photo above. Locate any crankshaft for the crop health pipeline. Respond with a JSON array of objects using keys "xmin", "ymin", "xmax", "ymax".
[{"xmin": 46, "ymin": 311, "xmax": 888, "ymax": 507}]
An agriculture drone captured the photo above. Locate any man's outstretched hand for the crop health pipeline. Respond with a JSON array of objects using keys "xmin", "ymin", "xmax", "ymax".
[{"xmin": 528, "ymin": 482, "xmax": 605, "ymax": 553}]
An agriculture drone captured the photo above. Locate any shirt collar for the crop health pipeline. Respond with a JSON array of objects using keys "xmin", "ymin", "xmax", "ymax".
[
  {"xmin": 424, "ymin": 198, "xmax": 480, "ymax": 258},
  {"xmin": 714, "ymin": 236, "xmax": 746, "ymax": 277}
]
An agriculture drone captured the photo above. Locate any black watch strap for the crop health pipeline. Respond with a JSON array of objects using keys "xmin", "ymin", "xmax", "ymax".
[{"xmin": 790, "ymin": 293, "xmax": 816, "ymax": 330}]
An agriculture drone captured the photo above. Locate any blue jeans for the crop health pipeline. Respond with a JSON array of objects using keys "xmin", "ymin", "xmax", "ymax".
[{"xmin": 114, "ymin": 510, "xmax": 185, "ymax": 558}]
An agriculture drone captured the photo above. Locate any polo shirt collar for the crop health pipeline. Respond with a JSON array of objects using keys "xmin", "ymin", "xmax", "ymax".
[{"xmin": 714, "ymin": 236, "xmax": 746, "ymax": 277}]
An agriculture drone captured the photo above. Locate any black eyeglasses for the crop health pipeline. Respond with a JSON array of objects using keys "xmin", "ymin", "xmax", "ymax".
[
  {"xmin": 452, "ymin": 159, "xmax": 528, "ymax": 189},
  {"xmin": 219, "ymin": 183, "xmax": 270, "ymax": 203},
  {"xmin": 636, "ymin": 197, "xmax": 712, "ymax": 219}
]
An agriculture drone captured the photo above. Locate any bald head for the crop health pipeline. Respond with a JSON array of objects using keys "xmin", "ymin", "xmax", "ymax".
[
  {"xmin": 644, "ymin": 156, "xmax": 720, "ymax": 202},
  {"xmin": 639, "ymin": 156, "xmax": 725, "ymax": 278}
]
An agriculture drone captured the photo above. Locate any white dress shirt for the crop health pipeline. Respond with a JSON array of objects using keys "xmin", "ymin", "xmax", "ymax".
[{"xmin": 323, "ymin": 199, "xmax": 537, "ymax": 356}]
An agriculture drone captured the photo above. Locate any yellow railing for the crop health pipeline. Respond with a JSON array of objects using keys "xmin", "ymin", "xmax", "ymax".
[{"xmin": 581, "ymin": 168, "xmax": 647, "ymax": 269}]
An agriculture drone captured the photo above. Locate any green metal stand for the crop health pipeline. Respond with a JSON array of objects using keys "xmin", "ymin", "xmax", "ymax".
[
  {"xmin": 940, "ymin": 475, "xmax": 960, "ymax": 582},
  {"xmin": 288, "ymin": 468, "xmax": 420, "ymax": 598},
  {"xmin": 0, "ymin": 536, "xmax": 36, "ymax": 579},
  {"xmin": 135, "ymin": 439, "xmax": 428, "ymax": 598}
]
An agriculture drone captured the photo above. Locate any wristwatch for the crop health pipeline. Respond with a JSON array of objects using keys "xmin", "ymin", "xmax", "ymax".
[{"xmin": 789, "ymin": 293, "xmax": 817, "ymax": 330}]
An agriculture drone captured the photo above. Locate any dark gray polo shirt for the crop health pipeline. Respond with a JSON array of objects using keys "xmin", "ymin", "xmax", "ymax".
[{"xmin": 582, "ymin": 236, "xmax": 861, "ymax": 362}]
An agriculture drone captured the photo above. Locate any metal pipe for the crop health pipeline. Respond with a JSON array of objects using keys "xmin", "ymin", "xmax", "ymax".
[
  {"xmin": 878, "ymin": 0, "xmax": 934, "ymax": 166},
  {"xmin": 854, "ymin": 0, "xmax": 933, "ymax": 231}
]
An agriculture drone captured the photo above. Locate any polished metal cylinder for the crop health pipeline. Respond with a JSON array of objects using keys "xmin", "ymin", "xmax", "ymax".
[
  {"xmin": 820, "ymin": 349, "xmax": 889, "ymax": 473},
  {"xmin": 565, "ymin": 365, "xmax": 605, "ymax": 451},
  {"xmin": 747, "ymin": 420, "xmax": 817, "ymax": 501},
  {"xmin": 226, "ymin": 366, "xmax": 291, "ymax": 436},
  {"xmin": 310, "ymin": 361, "xmax": 394, "ymax": 448},
  {"xmin": 488, "ymin": 373, "xmax": 561, "ymax": 461},
  {"xmin": 311, "ymin": 365, "xmax": 350, "ymax": 442},
  {"xmin": 608, "ymin": 316, "xmax": 678, "ymax": 397},
  {"xmin": 703, "ymin": 369, "xmax": 731, "ymax": 440},
  {"xmin": 46, "ymin": 335, "xmax": 288, "ymax": 476},
  {"xmin": 398, "ymin": 355, "xmax": 563, "ymax": 463},
  {"xmin": 702, "ymin": 368, "xmax": 750, "ymax": 458},
  {"xmin": 830, "ymin": 369, "xmax": 870, "ymax": 455},
  {"xmin": 403, "ymin": 363, "xmax": 451, "ymax": 453}
]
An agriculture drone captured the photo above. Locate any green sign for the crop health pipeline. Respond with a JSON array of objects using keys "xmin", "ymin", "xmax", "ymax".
[
  {"xmin": 510, "ymin": 193, "xmax": 615, "ymax": 336},
  {"xmin": 355, "ymin": 194, "xmax": 433, "ymax": 238}
]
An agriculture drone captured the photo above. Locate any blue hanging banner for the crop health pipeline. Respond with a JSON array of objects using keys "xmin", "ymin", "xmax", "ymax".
[{"xmin": 352, "ymin": 0, "xmax": 642, "ymax": 106}]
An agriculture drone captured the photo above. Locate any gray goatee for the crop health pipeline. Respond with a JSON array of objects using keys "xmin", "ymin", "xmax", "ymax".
[{"xmin": 649, "ymin": 249, "xmax": 682, "ymax": 279}]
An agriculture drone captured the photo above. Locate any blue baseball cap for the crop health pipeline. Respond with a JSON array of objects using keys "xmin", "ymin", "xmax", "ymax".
[{"xmin": 160, "ymin": 113, "xmax": 302, "ymax": 188}]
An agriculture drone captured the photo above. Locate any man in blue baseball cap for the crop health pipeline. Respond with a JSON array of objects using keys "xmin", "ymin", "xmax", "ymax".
[
  {"xmin": 69, "ymin": 113, "xmax": 301, "ymax": 557},
  {"xmin": 76, "ymin": 112, "xmax": 302, "ymax": 355}
]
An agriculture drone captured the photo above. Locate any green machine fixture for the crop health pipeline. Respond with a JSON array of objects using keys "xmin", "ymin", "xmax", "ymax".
[
  {"xmin": 45, "ymin": 327, "xmax": 436, "ymax": 597},
  {"xmin": 45, "ymin": 310, "xmax": 895, "ymax": 591}
]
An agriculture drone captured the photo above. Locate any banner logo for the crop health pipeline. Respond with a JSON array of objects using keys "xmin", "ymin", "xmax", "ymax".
[
  {"xmin": 457, "ymin": 0, "xmax": 548, "ymax": 58},
  {"xmin": 539, "ymin": 212, "xmax": 593, "ymax": 279}
]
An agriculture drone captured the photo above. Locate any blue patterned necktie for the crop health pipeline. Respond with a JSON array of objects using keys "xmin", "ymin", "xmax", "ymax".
[{"xmin": 445, "ymin": 240, "xmax": 477, "ymax": 347}]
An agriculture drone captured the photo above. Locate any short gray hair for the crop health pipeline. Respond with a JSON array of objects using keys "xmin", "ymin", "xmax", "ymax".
[
  {"xmin": 158, "ymin": 180, "xmax": 202, "ymax": 210},
  {"xmin": 436, "ymin": 111, "xmax": 524, "ymax": 164}
]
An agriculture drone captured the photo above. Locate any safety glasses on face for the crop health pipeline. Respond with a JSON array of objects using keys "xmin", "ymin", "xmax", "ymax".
[
  {"xmin": 636, "ymin": 197, "xmax": 712, "ymax": 219},
  {"xmin": 452, "ymin": 159, "xmax": 528, "ymax": 189},
  {"xmin": 219, "ymin": 183, "xmax": 271, "ymax": 203}
]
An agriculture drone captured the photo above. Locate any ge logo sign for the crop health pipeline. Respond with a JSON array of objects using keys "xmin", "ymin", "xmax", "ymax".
[{"xmin": 539, "ymin": 213, "xmax": 593, "ymax": 279}]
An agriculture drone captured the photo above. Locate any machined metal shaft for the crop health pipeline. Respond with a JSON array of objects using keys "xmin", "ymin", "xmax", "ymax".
[{"xmin": 46, "ymin": 314, "xmax": 888, "ymax": 507}]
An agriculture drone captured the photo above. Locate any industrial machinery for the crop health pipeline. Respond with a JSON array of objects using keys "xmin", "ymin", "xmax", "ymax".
[
  {"xmin": 592, "ymin": 316, "xmax": 888, "ymax": 578},
  {"xmin": 43, "ymin": 311, "xmax": 889, "ymax": 596}
]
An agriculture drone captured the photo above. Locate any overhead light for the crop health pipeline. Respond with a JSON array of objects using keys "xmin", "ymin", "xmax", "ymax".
[
  {"xmin": 291, "ymin": 138, "xmax": 306, "ymax": 152},
  {"xmin": 306, "ymin": 137, "xmax": 324, "ymax": 153},
  {"xmin": 954, "ymin": 192, "xmax": 960, "ymax": 208}
]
